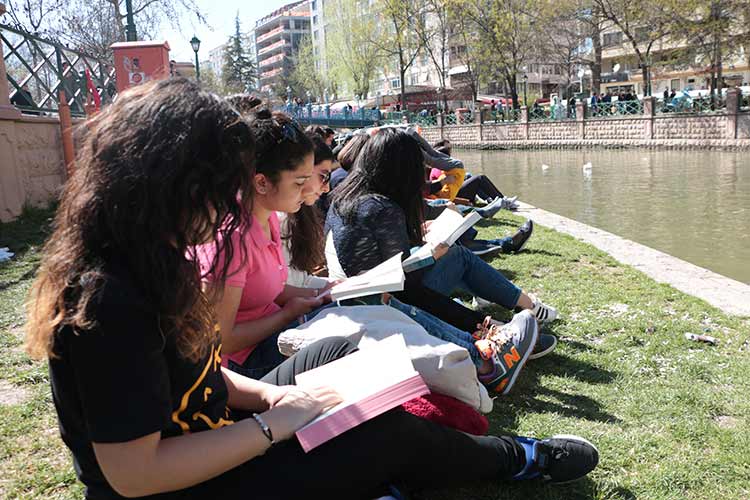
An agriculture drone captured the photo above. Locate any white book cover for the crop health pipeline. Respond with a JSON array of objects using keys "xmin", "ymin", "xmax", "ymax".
[
  {"xmin": 424, "ymin": 209, "xmax": 482, "ymax": 247},
  {"xmin": 322, "ymin": 253, "xmax": 406, "ymax": 301}
]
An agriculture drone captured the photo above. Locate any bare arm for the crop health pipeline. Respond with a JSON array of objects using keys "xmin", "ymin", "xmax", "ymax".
[
  {"xmin": 93, "ymin": 383, "xmax": 341, "ymax": 498},
  {"xmin": 213, "ymin": 285, "xmax": 323, "ymax": 356}
]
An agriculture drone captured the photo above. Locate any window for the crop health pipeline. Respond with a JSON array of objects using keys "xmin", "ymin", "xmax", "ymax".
[
  {"xmin": 603, "ymin": 31, "xmax": 623, "ymax": 47},
  {"xmin": 314, "ymin": 29, "xmax": 319, "ymax": 40},
  {"xmin": 670, "ymin": 79, "xmax": 680, "ymax": 90},
  {"xmin": 311, "ymin": 0, "xmax": 317, "ymax": 10},
  {"xmin": 391, "ymin": 78, "xmax": 401, "ymax": 89},
  {"xmin": 313, "ymin": 15, "xmax": 318, "ymax": 25}
]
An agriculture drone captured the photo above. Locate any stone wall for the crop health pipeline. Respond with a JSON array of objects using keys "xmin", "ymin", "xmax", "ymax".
[
  {"xmin": 584, "ymin": 118, "xmax": 651, "ymax": 140},
  {"xmin": 528, "ymin": 120, "xmax": 579, "ymax": 140},
  {"xmin": 0, "ymin": 114, "xmax": 67, "ymax": 221},
  {"xmin": 653, "ymin": 115, "xmax": 727, "ymax": 140},
  {"xmin": 482, "ymin": 123, "xmax": 526, "ymax": 141},
  {"xmin": 442, "ymin": 125, "xmax": 478, "ymax": 143}
]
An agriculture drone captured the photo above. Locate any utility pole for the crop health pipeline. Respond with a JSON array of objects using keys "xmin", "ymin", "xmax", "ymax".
[{"xmin": 125, "ymin": 0, "xmax": 137, "ymax": 41}]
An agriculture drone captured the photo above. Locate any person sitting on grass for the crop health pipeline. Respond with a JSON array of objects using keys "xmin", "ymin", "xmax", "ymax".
[
  {"xmin": 326, "ymin": 128, "xmax": 561, "ymax": 328},
  {"xmin": 197, "ymin": 111, "xmax": 336, "ymax": 380},
  {"xmin": 280, "ymin": 128, "xmax": 542, "ymax": 394},
  {"xmin": 25, "ymin": 77, "xmax": 599, "ymax": 500}
]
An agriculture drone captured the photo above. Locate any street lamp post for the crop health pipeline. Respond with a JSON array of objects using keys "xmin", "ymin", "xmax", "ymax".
[
  {"xmin": 190, "ymin": 35, "xmax": 201, "ymax": 82},
  {"xmin": 522, "ymin": 74, "xmax": 528, "ymax": 108},
  {"xmin": 125, "ymin": 0, "xmax": 137, "ymax": 41}
]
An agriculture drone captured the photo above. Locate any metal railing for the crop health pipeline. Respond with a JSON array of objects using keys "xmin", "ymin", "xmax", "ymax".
[
  {"xmin": 487, "ymin": 108, "xmax": 520, "ymax": 122},
  {"xmin": 530, "ymin": 104, "xmax": 575, "ymax": 121},
  {"xmin": 587, "ymin": 99, "xmax": 643, "ymax": 118},
  {"xmin": 2, "ymin": 23, "xmax": 116, "ymax": 117},
  {"xmin": 656, "ymin": 95, "xmax": 726, "ymax": 114}
]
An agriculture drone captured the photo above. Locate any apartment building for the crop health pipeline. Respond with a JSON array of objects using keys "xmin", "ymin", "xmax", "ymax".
[
  {"xmin": 599, "ymin": 26, "xmax": 750, "ymax": 96},
  {"xmin": 312, "ymin": 0, "xmax": 474, "ymax": 109},
  {"xmin": 255, "ymin": 0, "xmax": 311, "ymax": 94}
]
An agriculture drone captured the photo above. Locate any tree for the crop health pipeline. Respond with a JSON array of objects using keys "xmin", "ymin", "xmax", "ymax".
[
  {"xmin": 447, "ymin": 5, "xmax": 483, "ymax": 103},
  {"xmin": 659, "ymin": 0, "xmax": 748, "ymax": 101},
  {"xmin": 4, "ymin": 0, "xmax": 208, "ymax": 59},
  {"xmin": 290, "ymin": 34, "xmax": 327, "ymax": 101},
  {"xmin": 199, "ymin": 66, "xmax": 223, "ymax": 95},
  {"xmin": 323, "ymin": 0, "xmax": 381, "ymax": 100},
  {"xmin": 592, "ymin": 0, "xmax": 673, "ymax": 95},
  {"xmin": 371, "ymin": 0, "xmax": 426, "ymax": 110},
  {"xmin": 453, "ymin": 0, "xmax": 540, "ymax": 108},
  {"xmin": 414, "ymin": 0, "xmax": 451, "ymax": 109},
  {"xmin": 222, "ymin": 12, "xmax": 257, "ymax": 94}
]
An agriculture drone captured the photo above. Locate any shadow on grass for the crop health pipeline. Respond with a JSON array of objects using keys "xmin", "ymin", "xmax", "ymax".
[
  {"xmin": 492, "ymin": 352, "xmax": 620, "ymax": 428},
  {"xmin": 412, "ymin": 468, "xmax": 632, "ymax": 500}
]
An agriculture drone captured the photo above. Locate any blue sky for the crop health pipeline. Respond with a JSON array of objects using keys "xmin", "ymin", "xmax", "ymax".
[{"xmin": 162, "ymin": 0, "xmax": 293, "ymax": 62}]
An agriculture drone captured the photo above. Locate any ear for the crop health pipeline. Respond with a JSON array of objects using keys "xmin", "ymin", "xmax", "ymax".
[{"xmin": 253, "ymin": 173, "xmax": 269, "ymax": 195}]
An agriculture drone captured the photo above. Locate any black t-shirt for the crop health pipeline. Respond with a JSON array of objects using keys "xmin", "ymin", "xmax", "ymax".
[{"xmin": 49, "ymin": 263, "xmax": 233, "ymax": 500}]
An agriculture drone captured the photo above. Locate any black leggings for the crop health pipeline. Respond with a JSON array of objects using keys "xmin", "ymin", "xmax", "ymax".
[
  {"xmin": 457, "ymin": 174, "xmax": 504, "ymax": 201},
  {"xmin": 198, "ymin": 337, "xmax": 526, "ymax": 499}
]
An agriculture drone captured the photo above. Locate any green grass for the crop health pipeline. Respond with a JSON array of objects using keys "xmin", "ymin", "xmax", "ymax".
[{"xmin": 1, "ymin": 207, "xmax": 749, "ymax": 499}]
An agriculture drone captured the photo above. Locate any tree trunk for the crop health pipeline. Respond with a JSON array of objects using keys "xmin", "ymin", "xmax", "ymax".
[
  {"xmin": 591, "ymin": 20, "xmax": 602, "ymax": 95},
  {"xmin": 400, "ymin": 66, "xmax": 407, "ymax": 111},
  {"xmin": 641, "ymin": 65, "xmax": 649, "ymax": 96}
]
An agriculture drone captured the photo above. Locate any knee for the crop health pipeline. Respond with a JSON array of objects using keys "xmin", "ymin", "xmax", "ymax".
[{"xmin": 313, "ymin": 336, "xmax": 359, "ymax": 361}]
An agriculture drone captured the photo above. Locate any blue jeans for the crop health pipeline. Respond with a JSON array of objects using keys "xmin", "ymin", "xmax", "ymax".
[
  {"xmin": 422, "ymin": 245, "xmax": 522, "ymax": 309},
  {"xmin": 387, "ymin": 297, "xmax": 481, "ymax": 367},
  {"xmin": 229, "ymin": 302, "xmax": 340, "ymax": 379}
]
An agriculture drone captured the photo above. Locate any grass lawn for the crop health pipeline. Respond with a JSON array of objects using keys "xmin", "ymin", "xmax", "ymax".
[{"xmin": 1, "ymin": 206, "xmax": 749, "ymax": 500}]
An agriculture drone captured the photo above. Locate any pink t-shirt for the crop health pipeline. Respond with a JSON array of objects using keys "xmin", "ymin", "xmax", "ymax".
[
  {"xmin": 198, "ymin": 212, "xmax": 288, "ymax": 366},
  {"xmin": 430, "ymin": 168, "xmax": 442, "ymax": 181}
]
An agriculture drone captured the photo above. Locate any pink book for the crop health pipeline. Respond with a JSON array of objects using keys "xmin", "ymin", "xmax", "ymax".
[{"xmin": 294, "ymin": 335, "xmax": 429, "ymax": 452}]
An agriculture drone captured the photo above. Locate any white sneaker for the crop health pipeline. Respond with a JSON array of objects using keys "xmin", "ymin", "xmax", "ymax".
[
  {"xmin": 472, "ymin": 296, "xmax": 493, "ymax": 310},
  {"xmin": 531, "ymin": 296, "xmax": 558, "ymax": 323}
]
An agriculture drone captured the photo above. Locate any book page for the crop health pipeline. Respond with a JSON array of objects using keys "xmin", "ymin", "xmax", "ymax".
[
  {"xmin": 324, "ymin": 253, "xmax": 405, "ymax": 301},
  {"xmin": 295, "ymin": 335, "xmax": 416, "ymax": 403},
  {"xmin": 424, "ymin": 209, "xmax": 482, "ymax": 247}
]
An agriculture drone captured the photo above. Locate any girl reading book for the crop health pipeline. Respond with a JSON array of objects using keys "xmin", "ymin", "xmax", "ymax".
[
  {"xmin": 326, "ymin": 129, "xmax": 561, "ymax": 358},
  {"xmin": 26, "ymin": 78, "xmax": 598, "ymax": 499}
]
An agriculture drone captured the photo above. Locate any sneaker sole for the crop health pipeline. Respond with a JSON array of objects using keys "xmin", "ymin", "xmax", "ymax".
[
  {"xmin": 500, "ymin": 312, "xmax": 539, "ymax": 395},
  {"xmin": 528, "ymin": 334, "xmax": 558, "ymax": 360},
  {"xmin": 544, "ymin": 434, "xmax": 600, "ymax": 484},
  {"xmin": 471, "ymin": 245, "xmax": 504, "ymax": 256}
]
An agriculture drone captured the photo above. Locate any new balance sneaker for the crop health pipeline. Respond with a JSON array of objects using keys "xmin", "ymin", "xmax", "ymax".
[
  {"xmin": 528, "ymin": 333, "xmax": 558, "ymax": 360},
  {"xmin": 475, "ymin": 310, "xmax": 538, "ymax": 394},
  {"xmin": 530, "ymin": 295, "xmax": 558, "ymax": 323},
  {"xmin": 475, "ymin": 196, "xmax": 505, "ymax": 219},
  {"xmin": 513, "ymin": 434, "xmax": 599, "ymax": 483}
]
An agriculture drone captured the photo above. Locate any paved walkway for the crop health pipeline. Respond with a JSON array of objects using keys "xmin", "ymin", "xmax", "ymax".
[{"xmin": 515, "ymin": 202, "xmax": 750, "ymax": 317}]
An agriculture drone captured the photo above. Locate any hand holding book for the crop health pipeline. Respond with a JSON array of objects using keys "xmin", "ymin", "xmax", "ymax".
[{"xmin": 260, "ymin": 386, "xmax": 343, "ymax": 442}]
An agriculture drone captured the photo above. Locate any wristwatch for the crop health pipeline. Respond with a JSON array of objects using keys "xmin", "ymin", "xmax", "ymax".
[{"xmin": 252, "ymin": 413, "xmax": 274, "ymax": 444}]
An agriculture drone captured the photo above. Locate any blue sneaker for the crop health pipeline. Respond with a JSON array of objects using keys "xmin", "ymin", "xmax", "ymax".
[{"xmin": 513, "ymin": 434, "xmax": 599, "ymax": 483}]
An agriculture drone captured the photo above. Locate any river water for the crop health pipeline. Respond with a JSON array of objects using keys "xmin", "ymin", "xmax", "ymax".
[{"xmin": 456, "ymin": 148, "xmax": 750, "ymax": 284}]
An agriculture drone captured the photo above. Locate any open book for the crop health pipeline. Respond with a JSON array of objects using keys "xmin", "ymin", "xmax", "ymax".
[
  {"xmin": 402, "ymin": 209, "xmax": 482, "ymax": 273},
  {"xmin": 294, "ymin": 335, "xmax": 429, "ymax": 452},
  {"xmin": 319, "ymin": 253, "xmax": 406, "ymax": 302}
]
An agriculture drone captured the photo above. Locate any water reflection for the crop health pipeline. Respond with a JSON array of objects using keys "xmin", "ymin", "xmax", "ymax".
[{"xmin": 458, "ymin": 149, "xmax": 750, "ymax": 284}]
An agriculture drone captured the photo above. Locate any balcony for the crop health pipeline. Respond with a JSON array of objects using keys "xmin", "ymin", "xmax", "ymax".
[
  {"xmin": 259, "ymin": 53, "xmax": 285, "ymax": 69},
  {"xmin": 601, "ymin": 72, "xmax": 632, "ymax": 83},
  {"xmin": 256, "ymin": 25, "xmax": 285, "ymax": 44},
  {"xmin": 258, "ymin": 38, "xmax": 288, "ymax": 56},
  {"xmin": 261, "ymin": 67, "xmax": 284, "ymax": 80}
]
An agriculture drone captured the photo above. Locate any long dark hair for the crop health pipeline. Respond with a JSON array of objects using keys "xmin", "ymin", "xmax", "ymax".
[
  {"xmin": 26, "ymin": 78, "xmax": 254, "ymax": 361},
  {"xmin": 336, "ymin": 132, "xmax": 370, "ymax": 171},
  {"xmin": 331, "ymin": 128, "xmax": 425, "ymax": 245},
  {"xmin": 249, "ymin": 109, "xmax": 313, "ymax": 184},
  {"xmin": 282, "ymin": 133, "xmax": 333, "ymax": 272}
]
